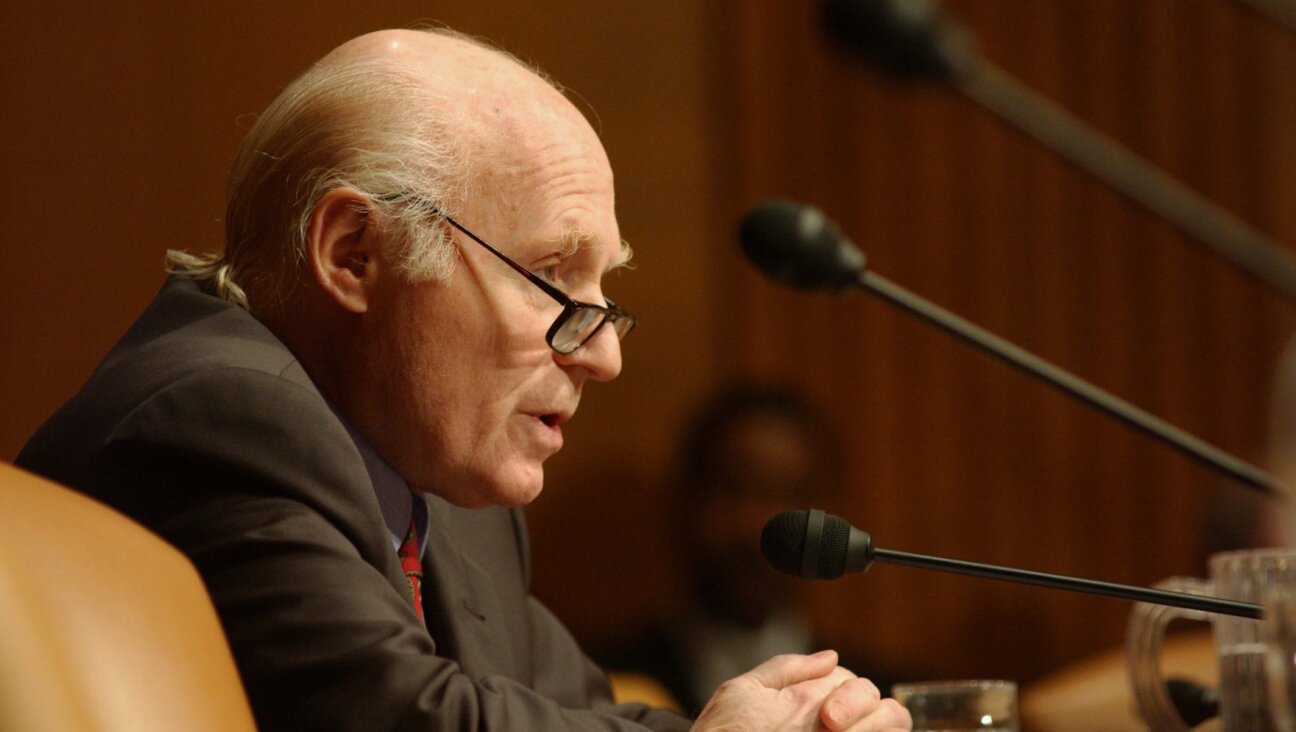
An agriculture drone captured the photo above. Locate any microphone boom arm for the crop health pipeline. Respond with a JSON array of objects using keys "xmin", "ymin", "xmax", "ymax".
[
  {"xmin": 955, "ymin": 61, "xmax": 1296, "ymax": 301},
  {"xmin": 860, "ymin": 269, "xmax": 1278, "ymax": 495},
  {"xmin": 764, "ymin": 508, "xmax": 1262, "ymax": 620},
  {"xmin": 874, "ymin": 546, "xmax": 1261, "ymax": 620}
]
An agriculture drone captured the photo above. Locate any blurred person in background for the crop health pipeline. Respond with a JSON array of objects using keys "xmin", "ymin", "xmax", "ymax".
[{"xmin": 601, "ymin": 384, "xmax": 907, "ymax": 714}]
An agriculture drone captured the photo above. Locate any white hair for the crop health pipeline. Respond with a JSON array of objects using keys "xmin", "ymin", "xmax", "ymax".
[{"xmin": 167, "ymin": 29, "xmax": 539, "ymax": 310}]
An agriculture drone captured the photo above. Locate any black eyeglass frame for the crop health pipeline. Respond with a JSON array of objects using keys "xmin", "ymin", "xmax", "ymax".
[{"xmin": 374, "ymin": 194, "xmax": 636, "ymax": 355}]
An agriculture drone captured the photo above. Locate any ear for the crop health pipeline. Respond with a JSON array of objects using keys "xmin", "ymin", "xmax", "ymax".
[{"xmin": 306, "ymin": 188, "xmax": 382, "ymax": 314}]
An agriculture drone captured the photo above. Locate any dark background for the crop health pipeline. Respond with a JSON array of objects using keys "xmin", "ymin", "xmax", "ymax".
[{"xmin": 4, "ymin": 1, "xmax": 1294, "ymax": 686}]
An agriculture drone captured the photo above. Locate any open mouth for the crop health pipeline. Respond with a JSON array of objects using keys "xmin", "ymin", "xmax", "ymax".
[{"xmin": 539, "ymin": 414, "xmax": 560, "ymax": 428}]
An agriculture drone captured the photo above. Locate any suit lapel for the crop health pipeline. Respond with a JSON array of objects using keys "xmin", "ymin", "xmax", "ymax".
[{"xmin": 419, "ymin": 495, "xmax": 520, "ymax": 680}]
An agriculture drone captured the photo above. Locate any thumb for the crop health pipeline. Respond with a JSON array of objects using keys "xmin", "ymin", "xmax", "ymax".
[{"xmin": 745, "ymin": 650, "xmax": 839, "ymax": 690}]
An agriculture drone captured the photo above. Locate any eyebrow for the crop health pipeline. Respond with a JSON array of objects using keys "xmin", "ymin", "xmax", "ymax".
[{"xmin": 548, "ymin": 229, "xmax": 634, "ymax": 272}]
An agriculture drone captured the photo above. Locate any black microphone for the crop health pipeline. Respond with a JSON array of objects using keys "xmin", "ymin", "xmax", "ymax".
[
  {"xmin": 819, "ymin": 0, "xmax": 1296, "ymax": 302},
  {"xmin": 760, "ymin": 509, "xmax": 1263, "ymax": 619},
  {"xmin": 820, "ymin": 0, "xmax": 973, "ymax": 80},
  {"xmin": 739, "ymin": 199, "xmax": 1278, "ymax": 496},
  {"xmin": 738, "ymin": 199, "xmax": 865, "ymax": 290}
]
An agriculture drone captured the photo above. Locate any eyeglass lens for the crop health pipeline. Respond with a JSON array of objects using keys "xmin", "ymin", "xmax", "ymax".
[{"xmin": 552, "ymin": 306, "xmax": 632, "ymax": 354}]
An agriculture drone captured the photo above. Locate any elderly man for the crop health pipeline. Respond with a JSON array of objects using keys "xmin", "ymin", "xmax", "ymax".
[{"xmin": 17, "ymin": 28, "xmax": 910, "ymax": 731}]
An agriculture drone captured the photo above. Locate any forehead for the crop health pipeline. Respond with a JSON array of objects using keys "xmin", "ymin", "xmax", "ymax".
[
  {"xmin": 468, "ymin": 108, "xmax": 623, "ymax": 268},
  {"xmin": 391, "ymin": 35, "xmax": 622, "ymax": 268}
]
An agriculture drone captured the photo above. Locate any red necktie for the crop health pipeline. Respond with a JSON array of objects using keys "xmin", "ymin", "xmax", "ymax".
[{"xmin": 398, "ymin": 516, "xmax": 424, "ymax": 622}]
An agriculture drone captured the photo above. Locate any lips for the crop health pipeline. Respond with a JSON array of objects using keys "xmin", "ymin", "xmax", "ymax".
[
  {"xmin": 522, "ymin": 406, "xmax": 572, "ymax": 450},
  {"xmin": 528, "ymin": 407, "xmax": 573, "ymax": 428}
]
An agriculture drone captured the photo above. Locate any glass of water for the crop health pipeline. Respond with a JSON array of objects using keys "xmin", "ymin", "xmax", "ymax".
[
  {"xmin": 892, "ymin": 679, "xmax": 1018, "ymax": 731},
  {"xmin": 1267, "ymin": 588, "xmax": 1296, "ymax": 732}
]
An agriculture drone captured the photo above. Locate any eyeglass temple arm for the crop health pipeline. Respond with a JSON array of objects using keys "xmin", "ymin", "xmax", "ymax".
[{"xmin": 374, "ymin": 193, "xmax": 622, "ymax": 312}]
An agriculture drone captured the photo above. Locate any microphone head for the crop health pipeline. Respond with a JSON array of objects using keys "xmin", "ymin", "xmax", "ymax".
[
  {"xmin": 761, "ymin": 509, "xmax": 862, "ymax": 579},
  {"xmin": 821, "ymin": 0, "xmax": 976, "ymax": 81},
  {"xmin": 739, "ymin": 199, "xmax": 867, "ymax": 291},
  {"xmin": 760, "ymin": 510, "xmax": 810, "ymax": 577}
]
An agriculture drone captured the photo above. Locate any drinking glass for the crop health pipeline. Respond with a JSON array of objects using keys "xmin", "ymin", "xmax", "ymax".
[
  {"xmin": 1128, "ymin": 548, "xmax": 1296, "ymax": 731},
  {"xmin": 892, "ymin": 679, "xmax": 1019, "ymax": 731},
  {"xmin": 1265, "ymin": 588, "xmax": 1296, "ymax": 731}
]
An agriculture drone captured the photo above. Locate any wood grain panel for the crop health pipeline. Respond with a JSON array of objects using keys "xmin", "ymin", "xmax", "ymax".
[{"xmin": 716, "ymin": 0, "xmax": 1296, "ymax": 683}]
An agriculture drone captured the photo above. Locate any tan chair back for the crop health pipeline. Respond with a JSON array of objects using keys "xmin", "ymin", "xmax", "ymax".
[{"xmin": 0, "ymin": 462, "xmax": 256, "ymax": 731}]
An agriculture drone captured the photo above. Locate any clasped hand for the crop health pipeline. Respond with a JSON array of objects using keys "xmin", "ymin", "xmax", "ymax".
[{"xmin": 691, "ymin": 650, "xmax": 911, "ymax": 732}]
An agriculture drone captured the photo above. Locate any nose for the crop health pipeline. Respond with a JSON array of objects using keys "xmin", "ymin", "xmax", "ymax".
[{"xmin": 555, "ymin": 323, "xmax": 622, "ymax": 381}]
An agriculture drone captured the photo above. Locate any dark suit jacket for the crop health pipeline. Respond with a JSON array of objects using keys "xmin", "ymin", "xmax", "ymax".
[{"xmin": 17, "ymin": 276, "xmax": 690, "ymax": 732}]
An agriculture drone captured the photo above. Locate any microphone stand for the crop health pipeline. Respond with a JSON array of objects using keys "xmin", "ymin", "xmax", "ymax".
[
  {"xmin": 821, "ymin": 0, "xmax": 1296, "ymax": 301},
  {"xmin": 767, "ymin": 509, "xmax": 1263, "ymax": 618},
  {"xmin": 858, "ymin": 269, "xmax": 1278, "ymax": 495},
  {"xmin": 954, "ymin": 61, "xmax": 1296, "ymax": 301},
  {"xmin": 872, "ymin": 545, "xmax": 1261, "ymax": 619}
]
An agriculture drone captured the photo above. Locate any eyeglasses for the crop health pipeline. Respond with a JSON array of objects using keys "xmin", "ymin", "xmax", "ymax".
[{"xmin": 376, "ymin": 194, "xmax": 635, "ymax": 355}]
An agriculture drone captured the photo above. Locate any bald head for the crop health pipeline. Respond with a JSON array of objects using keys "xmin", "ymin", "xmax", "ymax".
[
  {"xmin": 320, "ymin": 30, "xmax": 613, "ymax": 231},
  {"xmin": 200, "ymin": 27, "xmax": 613, "ymax": 311},
  {"xmin": 321, "ymin": 28, "xmax": 568, "ymax": 130},
  {"xmin": 324, "ymin": 28, "xmax": 545, "ymax": 86}
]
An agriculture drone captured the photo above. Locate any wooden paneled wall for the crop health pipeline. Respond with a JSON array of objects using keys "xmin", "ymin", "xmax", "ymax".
[{"xmin": 709, "ymin": 0, "xmax": 1296, "ymax": 682}]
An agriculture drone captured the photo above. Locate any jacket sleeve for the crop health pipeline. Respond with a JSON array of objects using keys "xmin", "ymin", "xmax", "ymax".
[{"xmin": 93, "ymin": 367, "xmax": 692, "ymax": 732}]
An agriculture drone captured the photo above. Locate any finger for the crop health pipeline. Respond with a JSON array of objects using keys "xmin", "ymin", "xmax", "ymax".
[
  {"xmin": 798, "ymin": 664, "xmax": 859, "ymax": 699},
  {"xmin": 818, "ymin": 677, "xmax": 882, "ymax": 731},
  {"xmin": 841, "ymin": 698, "xmax": 912, "ymax": 732},
  {"xmin": 745, "ymin": 650, "xmax": 839, "ymax": 690},
  {"xmin": 824, "ymin": 665, "xmax": 858, "ymax": 684}
]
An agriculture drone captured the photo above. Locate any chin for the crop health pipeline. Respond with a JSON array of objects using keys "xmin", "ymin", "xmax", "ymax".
[
  {"xmin": 478, "ymin": 463, "xmax": 546, "ymax": 508},
  {"xmin": 420, "ymin": 455, "xmax": 547, "ymax": 508}
]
